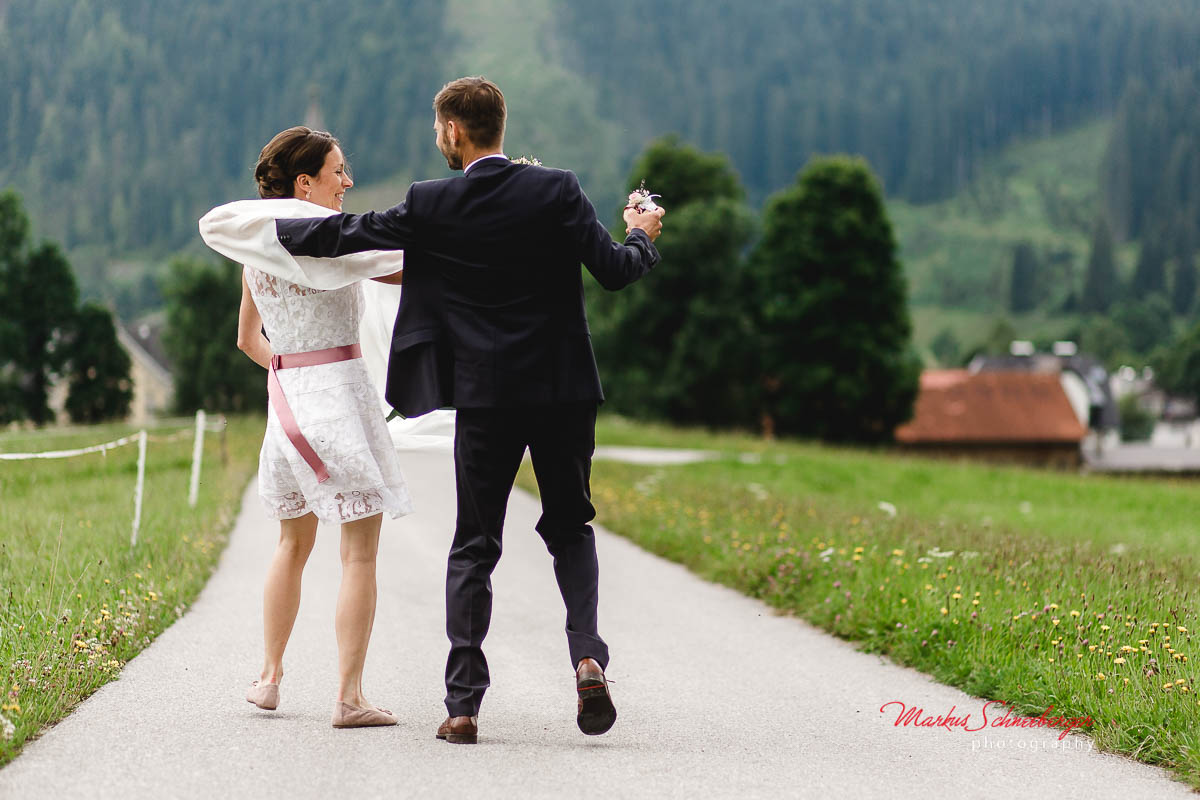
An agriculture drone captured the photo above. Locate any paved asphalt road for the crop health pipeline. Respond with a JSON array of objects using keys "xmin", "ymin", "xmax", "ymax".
[{"xmin": 1, "ymin": 449, "xmax": 1193, "ymax": 799}]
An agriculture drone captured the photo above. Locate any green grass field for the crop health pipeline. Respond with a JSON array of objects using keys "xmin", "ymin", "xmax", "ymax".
[
  {"xmin": 0, "ymin": 416, "xmax": 263, "ymax": 766},
  {"xmin": 543, "ymin": 417, "xmax": 1200, "ymax": 786}
]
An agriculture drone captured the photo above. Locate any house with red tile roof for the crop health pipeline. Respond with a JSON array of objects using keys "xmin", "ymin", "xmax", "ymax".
[{"xmin": 895, "ymin": 370, "xmax": 1086, "ymax": 468}]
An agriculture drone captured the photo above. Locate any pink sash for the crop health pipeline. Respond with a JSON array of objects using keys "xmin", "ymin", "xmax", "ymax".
[{"xmin": 267, "ymin": 343, "xmax": 362, "ymax": 484}]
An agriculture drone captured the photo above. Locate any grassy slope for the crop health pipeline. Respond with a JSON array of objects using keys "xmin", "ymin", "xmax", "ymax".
[
  {"xmin": 891, "ymin": 119, "xmax": 1141, "ymax": 358},
  {"xmin": 522, "ymin": 416, "xmax": 1200, "ymax": 787},
  {"xmin": 344, "ymin": 0, "xmax": 631, "ymax": 218},
  {"xmin": 0, "ymin": 417, "xmax": 263, "ymax": 765}
]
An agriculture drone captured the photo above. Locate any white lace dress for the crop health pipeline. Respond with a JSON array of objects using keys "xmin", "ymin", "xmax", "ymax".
[{"xmin": 246, "ymin": 266, "xmax": 414, "ymax": 524}]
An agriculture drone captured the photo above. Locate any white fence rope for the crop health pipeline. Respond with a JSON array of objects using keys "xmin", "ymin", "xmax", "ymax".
[{"xmin": 0, "ymin": 411, "xmax": 226, "ymax": 546}]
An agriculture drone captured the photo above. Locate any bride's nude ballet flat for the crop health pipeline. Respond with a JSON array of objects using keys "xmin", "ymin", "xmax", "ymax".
[
  {"xmin": 331, "ymin": 700, "xmax": 398, "ymax": 728},
  {"xmin": 246, "ymin": 681, "xmax": 279, "ymax": 710}
]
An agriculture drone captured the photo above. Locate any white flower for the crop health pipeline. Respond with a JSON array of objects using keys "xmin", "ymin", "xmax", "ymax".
[{"xmin": 878, "ymin": 501, "xmax": 897, "ymax": 517}]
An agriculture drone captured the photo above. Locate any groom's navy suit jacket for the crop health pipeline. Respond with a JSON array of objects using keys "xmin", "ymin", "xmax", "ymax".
[{"xmin": 276, "ymin": 158, "xmax": 660, "ymax": 417}]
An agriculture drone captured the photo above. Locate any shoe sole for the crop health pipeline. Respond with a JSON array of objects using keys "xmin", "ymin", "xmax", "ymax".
[
  {"xmin": 436, "ymin": 732, "xmax": 478, "ymax": 744},
  {"xmin": 577, "ymin": 681, "xmax": 616, "ymax": 735}
]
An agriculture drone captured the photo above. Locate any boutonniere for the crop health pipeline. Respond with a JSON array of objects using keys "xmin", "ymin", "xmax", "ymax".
[
  {"xmin": 629, "ymin": 179, "xmax": 661, "ymax": 212},
  {"xmin": 510, "ymin": 155, "xmax": 542, "ymax": 166}
]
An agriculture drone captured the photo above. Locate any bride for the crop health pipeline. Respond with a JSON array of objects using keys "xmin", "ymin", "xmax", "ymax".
[{"xmin": 201, "ymin": 126, "xmax": 452, "ymax": 729}]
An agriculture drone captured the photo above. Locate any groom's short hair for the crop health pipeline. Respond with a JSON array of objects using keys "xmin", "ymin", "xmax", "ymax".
[{"xmin": 434, "ymin": 77, "xmax": 506, "ymax": 148}]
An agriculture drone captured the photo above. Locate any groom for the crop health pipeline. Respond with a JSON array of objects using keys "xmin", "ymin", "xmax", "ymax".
[{"xmin": 275, "ymin": 76, "xmax": 664, "ymax": 742}]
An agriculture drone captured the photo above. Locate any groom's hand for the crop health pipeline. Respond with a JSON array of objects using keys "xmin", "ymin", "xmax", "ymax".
[{"xmin": 623, "ymin": 195, "xmax": 665, "ymax": 242}]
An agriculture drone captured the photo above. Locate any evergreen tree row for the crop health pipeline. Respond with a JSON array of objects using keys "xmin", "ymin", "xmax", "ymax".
[
  {"xmin": 591, "ymin": 139, "xmax": 918, "ymax": 442},
  {"xmin": 0, "ymin": 191, "xmax": 131, "ymax": 424}
]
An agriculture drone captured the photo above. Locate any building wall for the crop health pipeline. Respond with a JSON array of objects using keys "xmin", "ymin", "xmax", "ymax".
[
  {"xmin": 126, "ymin": 357, "xmax": 173, "ymax": 424},
  {"xmin": 897, "ymin": 443, "xmax": 1083, "ymax": 470}
]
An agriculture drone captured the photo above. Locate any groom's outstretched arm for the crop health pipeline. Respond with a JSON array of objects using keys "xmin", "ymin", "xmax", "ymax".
[
  {"xmin": 276, "ymin": 186, "xmax": 423, "ymax": 258},
  {"xmin": 562, "ymin": 171, "xmax": 662, "ymax": 291}
]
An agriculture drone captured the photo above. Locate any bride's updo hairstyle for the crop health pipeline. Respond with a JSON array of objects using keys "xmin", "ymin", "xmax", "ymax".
[{"xmin": 254, "ymin": 126, "xmax": 342, "ymax": 199}]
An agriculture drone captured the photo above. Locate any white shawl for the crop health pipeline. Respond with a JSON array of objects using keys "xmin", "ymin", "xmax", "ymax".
[
  {"xmin": 198, "ymin": 198, "xmax": 454, "ymax": 450},
  {"xmin": 198, "ymin": 198, "xmax": 404, "ymax": 289}
]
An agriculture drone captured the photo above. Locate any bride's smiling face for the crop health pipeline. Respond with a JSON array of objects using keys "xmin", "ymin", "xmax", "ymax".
[{"xmin": 297, "ymin": 146, "xmax": 353, "ymax": 211}]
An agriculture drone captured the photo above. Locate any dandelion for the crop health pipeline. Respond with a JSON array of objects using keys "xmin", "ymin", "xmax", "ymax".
[
  {"xmin": 941, "ymin": 607, "xmax": 949, "ymax": 616},
  {"xmin": 1070, "ymin": 610, "xmax": 1081, "ymax": 618},
  {"xmin": 1114, "ymin": 658, "xmax": 1126, "ymax": 664},
  {"xmin": 952, "ymin": 593, "xmax": 963, "ymax": 600},
  {"xmin": 1179, "ymin": 627, "xmax": 1188, "ymax": 633},
  {"xmin": 1096, "ymin": 673, "xmax": 1106, "ymax": 681}
]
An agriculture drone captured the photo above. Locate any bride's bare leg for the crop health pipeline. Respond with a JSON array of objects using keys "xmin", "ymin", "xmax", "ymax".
[
  {"xmin": 336, "ymin": 513, "xmax": 382, "ymax": 707},
  {"xmin": 260, "ymin": 513, "xmax": 318, "ymax": 684}
]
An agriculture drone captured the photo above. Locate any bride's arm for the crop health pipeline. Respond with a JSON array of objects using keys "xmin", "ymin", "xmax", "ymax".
[
  {"xmin": 237, "ymin": 272, "xmax": 272, "ymax": 370},
  {"xmin": 371, "ymin": 269, "xmax": 403, "ymax": 285}
]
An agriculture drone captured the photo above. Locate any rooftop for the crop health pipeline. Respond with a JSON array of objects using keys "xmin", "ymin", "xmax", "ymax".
[{"xmin": 895, "ymin": 370, "xmax": 1087, "ymax": 444}]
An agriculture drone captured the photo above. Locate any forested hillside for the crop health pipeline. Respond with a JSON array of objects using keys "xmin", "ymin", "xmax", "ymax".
[
  {"xmin": 0, "ymin": 0, "xmax": 448, "ymax": 258},
  {"xmin": 3, "ymin": 0, "xmax": 1200, "ymax": 312},
  {"xmin": 559, "ymin": 0, "xmax": 1200, "ymax": 204},
  {"xmin": 1103, "ymin": 67, "xmax": 1200, "ymax": 313}
]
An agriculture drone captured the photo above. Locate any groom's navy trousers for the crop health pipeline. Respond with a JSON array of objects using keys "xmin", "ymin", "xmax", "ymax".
[{"xmin": 445, "ymin": 401, "xmax": 608, "ymax": 717}]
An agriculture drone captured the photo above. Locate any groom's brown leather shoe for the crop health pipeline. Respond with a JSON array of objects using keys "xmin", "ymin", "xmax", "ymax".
[
  {"xmin": 436, "ymin": 715, "xmax": 479, "ymax": 744},
  {"xmin": 576, "ymin": 658, "xmax": 616, "ymax": 735}
]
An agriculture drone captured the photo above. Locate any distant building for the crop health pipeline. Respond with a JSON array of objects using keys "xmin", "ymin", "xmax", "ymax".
[
  {"xmin": 895, "ymin": 370, "xmax": 1087, "ymax": 468},
  {"xmin": 47, "ymin": 318, "xmax": 174, "ymax": 425},
  {"xmin": 967, "ymin": 348, "xmax": 1118, "ymax": 431},
  {"xmin": 117, "ymin": 320, "xmax": 174, "ymax": 424}
]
